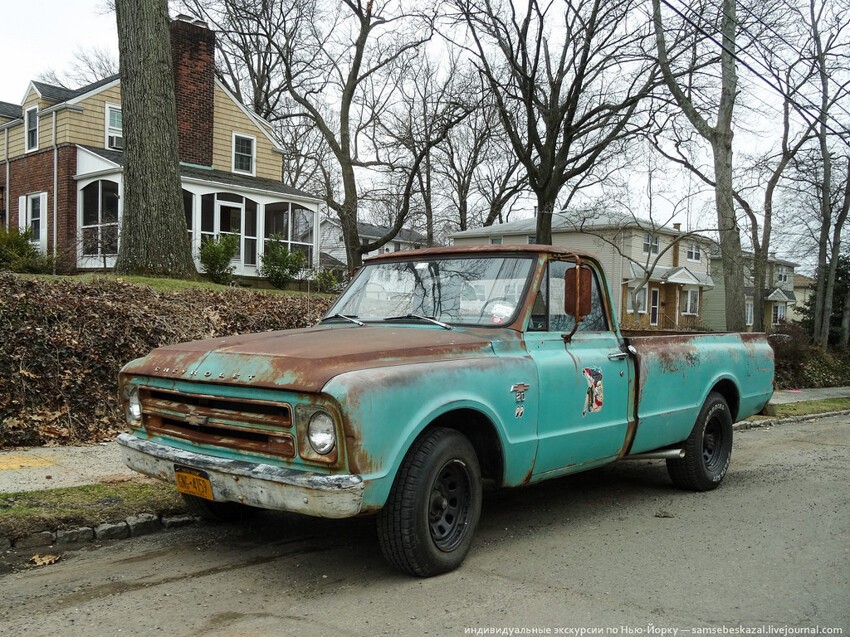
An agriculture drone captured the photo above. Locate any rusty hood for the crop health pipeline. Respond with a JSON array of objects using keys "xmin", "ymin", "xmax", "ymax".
[{"xmin": 121, "ymin": 325, "xmax": 498, "ymax": 392}]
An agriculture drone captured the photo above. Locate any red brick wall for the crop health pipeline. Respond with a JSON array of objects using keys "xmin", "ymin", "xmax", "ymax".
[
  {"xmin": 171, "ymin": 18, "xmax": 215, "ymax": 167},
  {"xmin": 3, "ymin": 145, "xmax": 78, "ymax": 272}
]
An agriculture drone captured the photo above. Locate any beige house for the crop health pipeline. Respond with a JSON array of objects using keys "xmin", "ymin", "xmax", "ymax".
[
  {"xmin": 787, "ymin": 274, "xmax": 814, "ymax": 323},
  {"xmin": 0, "ymin": 16, "xmax": 320, "ymax": 275},
  {"xmin": 702, "ymin": 251, "xmax": 798, "ymax": 330},
  {"xmin": 451, "ymin": 212, "xmax": 715, "ymax": 330}
]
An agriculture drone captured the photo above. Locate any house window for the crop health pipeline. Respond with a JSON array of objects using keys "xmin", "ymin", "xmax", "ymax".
[
  {"xmin": 686, "ymin": 242, "xmax": 701, "ymax": 262},
  {"xmin": 81, "ymin": 180, "xmax": 119, "ymax": 256},
  {"xmin": 20, "ymin": 192, "xmax": 48, "ymax": 252},
  {"xmin": 25, "ymin": 107, "xmax": 38, "ymax": 151},
  {"xmin": 106, "ymin": 105, "xmax": 123, "ymax": 150},
  {"xmin": 232, "ymin": 134, "xmax": 255, "ymax": 175},
  {"xmin": 777, "ymin": 266, "xmax": 789, "ymax": 283},
  {"xmin": 199, "ymin": 192, "xmax": 259, "ymax": 266},
  {"xmin": 643, "ymin": 232, "xmax": 659, "ymax": 254},
  {"xmin": 745, "ymin": 300, "xmax": 753, "ymax": 326},
  {"xmin": 626, "ymin": 286, "xmax": 648, "ymax": 313},
  {"xmin": 490, "ymin": 237, "xmax": 503, "ymax": 245},
  {"xmin": 264, "ymin": 202, "xmax": 314, "ymax": 265},
  {"xmin": 772, "ymin": 303, "xmax": 786, "ymax": 325},
  {"xmin": 527, "ymin": 235, "xmax": 536, "ymax": 245},
  {"xmin": 681, "ymin": 288, "xmax": 699, "ymax": 315}
]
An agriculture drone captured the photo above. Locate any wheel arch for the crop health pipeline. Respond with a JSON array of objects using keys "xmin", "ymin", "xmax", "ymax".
[
  {"xmin": 426, "ymin": 408, "xmax": 505, "ymax": 487},
  {"xmin": 709, "ymin": 377, "xmax": 740, "ymax": 422}
]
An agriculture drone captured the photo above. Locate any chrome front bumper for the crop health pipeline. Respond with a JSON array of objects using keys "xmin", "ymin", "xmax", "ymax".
[{"xmin": 117, "ymin": 433, "xmax": 364, "ymax": 518}]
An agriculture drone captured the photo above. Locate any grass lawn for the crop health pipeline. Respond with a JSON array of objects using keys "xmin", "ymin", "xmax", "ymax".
[
  {"xmin": 20, "ymin": 272, "xmax": 335, "ymax": 297},
  {"xmin": 0, "ymin": 480, "xmax": 186, "ymax": 540}
]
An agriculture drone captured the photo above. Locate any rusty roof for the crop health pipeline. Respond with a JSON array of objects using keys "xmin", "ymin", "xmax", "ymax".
[{"xmin": 366, "ymin": 243, "xmax": 598, "ymax": 262}]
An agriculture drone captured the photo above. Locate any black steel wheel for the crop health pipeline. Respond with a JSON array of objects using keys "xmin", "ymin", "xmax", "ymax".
[
  {"xmin": 667, "ymin": 392, "xmax": 733, "ymax": 491},
  {"xmin": 378, "ymin": 427, "xmax": 482, "ymax": 577},
  {"xmin": 181, "ymin": 494, "xmax": 260, "ymax": 523}
]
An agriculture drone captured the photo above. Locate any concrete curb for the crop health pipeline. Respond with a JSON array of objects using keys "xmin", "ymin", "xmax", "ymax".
[
  {"xmin": 734, "ymin": 409, "xmax": 850, "ymax": 431},
  {"xmin": 1, "ymin": 513, "xmax": 198, "ymax": 553}
]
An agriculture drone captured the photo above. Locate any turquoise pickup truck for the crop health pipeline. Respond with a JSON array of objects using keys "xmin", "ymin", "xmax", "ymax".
[{"xmin": 117, "ymin": 245, "xmax": 774, "ymax": 576}]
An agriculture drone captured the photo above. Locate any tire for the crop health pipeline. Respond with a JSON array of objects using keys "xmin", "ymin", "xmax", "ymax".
[
  {"xmin": 667, "ymin": 392, "xmax": 733, "ymax": 491},
  {"xmin": 378, "ymin": 428, "xmax": 482, "ymax": 577},
  {"xmin": 181, "ymin": 494, "xmax": 260, "ymax": 523}
]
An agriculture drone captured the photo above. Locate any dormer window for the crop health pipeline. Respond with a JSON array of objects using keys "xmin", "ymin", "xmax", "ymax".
[
  {"xmin": 232, "ymin": 133, "xmax": 255, "ymax": 175},
  {"xmin": 106, "ymin": 105, "xmax": 123, "ymax": 150},
  {"xmin": 25, "ymin": 107, "xmax": 38, "ymax": 151}
]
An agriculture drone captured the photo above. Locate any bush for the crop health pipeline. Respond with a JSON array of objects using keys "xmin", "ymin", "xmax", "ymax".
[
  {"xmin": 313, "ymin": 268, "xmax": 340, "ymax": 293},
  {"xmin": 260, "ymin": 234, "xmax": 306, "ymax": 289},
  {"xmin": 0, "ymin": 272, "xmax": 334, "ymax": 447},
  {"xmin": 0, "ymin": 227, "xmax": 54, "ymax": 274},
  {"xmin": 198, "ymin": 234, "xmax": 239, "ymax": 285},
  {"xmin": 769, "ymin": 321, "xmax": 850, "ymax": 388}
]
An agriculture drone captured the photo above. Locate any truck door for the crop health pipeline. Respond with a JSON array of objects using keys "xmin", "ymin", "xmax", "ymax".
[{"xmin": 525, "ymin": 261, "xmax": 633, "ymax": 477}]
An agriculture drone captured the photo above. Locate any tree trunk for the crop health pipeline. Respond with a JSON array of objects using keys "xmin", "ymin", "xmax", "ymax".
[
  {"xmin": 535, "ymin": 197, "xmax": 556, "ymax": 245},
  {"xmin": 114, "ymin": 0, "xmax": 195, "ymax": 278},
  {"xmin": 712, "ymin": 134, "xmax": 746, "ymax": 331}
]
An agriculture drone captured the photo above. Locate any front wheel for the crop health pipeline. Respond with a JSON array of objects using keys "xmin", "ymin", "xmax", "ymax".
[
  {"xmin": 667, "ymin": 392, "xmax": 733, "ymax": 491},
  {"xmin": 378, "ymin": 428, "xmax": 482, "ymax": 577}
]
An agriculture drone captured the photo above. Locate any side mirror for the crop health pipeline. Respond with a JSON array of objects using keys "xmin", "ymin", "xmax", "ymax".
[{"xmin": 564, "ymin": 266, "xmax": 592, "ymax": 319}]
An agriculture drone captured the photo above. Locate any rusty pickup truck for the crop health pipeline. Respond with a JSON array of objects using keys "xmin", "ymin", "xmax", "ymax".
[{"xmin": 117, "ymin": 245, "xmax": 774, "ymax": 576}]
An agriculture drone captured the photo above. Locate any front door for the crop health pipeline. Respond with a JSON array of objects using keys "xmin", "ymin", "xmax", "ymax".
[
  {"xmin": 650, "ymin": 288, "xmax": 660, "ymax": 326},
  {"xmin": 526, "ymin": 260, "xmax": 633, "ymax": 478}
]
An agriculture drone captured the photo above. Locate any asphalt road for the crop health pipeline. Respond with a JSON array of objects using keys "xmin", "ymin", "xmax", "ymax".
[{"xmin": 1, "ymin": 416, "xmax": 848, "ymax": 637}]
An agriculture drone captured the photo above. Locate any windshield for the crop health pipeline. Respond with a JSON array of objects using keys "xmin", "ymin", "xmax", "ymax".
[{"xmin": 327, "ymin": 256, "xmax": 535, "ymax": 327}]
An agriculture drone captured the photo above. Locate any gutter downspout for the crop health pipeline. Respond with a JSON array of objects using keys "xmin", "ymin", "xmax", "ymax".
[
  {"xmin": 3, "ymin": 128, "xmax": 8, "ymax": 230},
  {"xmin": 52, "ymin": 112, "xmax": 58, "ymax": 273}
]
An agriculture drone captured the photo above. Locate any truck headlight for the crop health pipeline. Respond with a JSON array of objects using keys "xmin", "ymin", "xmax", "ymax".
[
  {"xmin": 126, "ymin": 387, "xmax": 142, "ymax": 423},
  {"xmin": 308, "ymin": 412, "xmax": 336, "ymax": 455}
]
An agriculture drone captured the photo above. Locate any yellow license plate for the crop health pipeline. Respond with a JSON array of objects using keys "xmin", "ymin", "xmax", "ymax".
[{"xmin": 174, "ymin": 465, "xmax": 213, "ymax": 500}]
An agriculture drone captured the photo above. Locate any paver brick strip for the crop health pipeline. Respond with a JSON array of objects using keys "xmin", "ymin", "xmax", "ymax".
[
  {"xmin": 94, "ymin": 521, "xmax": 130, "ymax": 540},
  {"xmin": 56, "ymin": 527, "xmax": 96, "ymax": 545},
  {"xmin": 14, "ymin": 531, "xmax": 56, "ymax": 549},
  {"xmin": 126, "ymin": 513, "xmax": 160, "ymax": 537}
]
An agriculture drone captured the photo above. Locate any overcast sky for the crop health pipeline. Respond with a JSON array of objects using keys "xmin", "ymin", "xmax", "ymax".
[{"xmin": 0, "ymin": 0, "xmax": 118, "ymax": 105}]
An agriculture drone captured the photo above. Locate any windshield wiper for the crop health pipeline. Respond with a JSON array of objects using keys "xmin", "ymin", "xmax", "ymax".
[
  {"xmin": 320, "ymin": 314, "xmax": 365, "ymax": 326},
  {"xmin": 383, "ymin": 314, "xmax": 453, "ymax": 330}
]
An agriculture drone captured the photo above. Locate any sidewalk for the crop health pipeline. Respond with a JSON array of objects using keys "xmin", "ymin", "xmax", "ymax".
[{"xmin": 2, "ymin": 386, "xmax": 850, "ymax": 494}]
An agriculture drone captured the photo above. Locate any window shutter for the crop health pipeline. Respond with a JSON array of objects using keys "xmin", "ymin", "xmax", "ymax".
[
  {"xmin": 18, "ymin": 196, "xmax": 26, "ymax": 230},
  {"xmin": 39, "ymin": 192, "xmax": 48, "ymax": 252}
]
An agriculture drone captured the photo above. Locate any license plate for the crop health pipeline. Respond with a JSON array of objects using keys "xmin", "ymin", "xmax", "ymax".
[{"xmin": 174, "ymin": 465, "xmax": 213, "ymax": 500}]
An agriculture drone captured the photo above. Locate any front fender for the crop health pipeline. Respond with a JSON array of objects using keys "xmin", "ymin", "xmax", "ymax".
[{"xmin": 322, "ymin": 356, "xmax": 539, "ymax": 510}]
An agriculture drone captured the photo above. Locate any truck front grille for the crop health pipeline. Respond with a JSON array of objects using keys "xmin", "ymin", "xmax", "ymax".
[{"xmin": 139, "ymin": 388, "xmax": 295, "ymax": 458}]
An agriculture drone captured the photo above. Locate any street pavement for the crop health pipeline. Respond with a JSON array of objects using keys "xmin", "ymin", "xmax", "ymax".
[{"xmin": 1, "ymin": 386, "xmax": 849, "ymax": 494}]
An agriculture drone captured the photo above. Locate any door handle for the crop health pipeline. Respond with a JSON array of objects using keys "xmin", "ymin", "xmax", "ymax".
[{"xmin": 608, "ymin": 351, "xmax": 629, "ymax": 360}]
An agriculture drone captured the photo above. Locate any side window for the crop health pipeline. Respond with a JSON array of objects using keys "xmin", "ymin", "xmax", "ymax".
[{"xmin": 529, "ymin": 261, "xmax": 608, "ymax": 332}]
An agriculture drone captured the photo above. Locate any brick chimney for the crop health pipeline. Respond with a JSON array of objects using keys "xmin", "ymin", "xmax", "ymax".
[{"xmin": 171, "ymin": 16, "xmax": 215, "ymax": 167}]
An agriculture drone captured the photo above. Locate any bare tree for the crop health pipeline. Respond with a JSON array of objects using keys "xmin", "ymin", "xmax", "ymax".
[
  {"xmin": 39, "ymin": 48, "xmax": 118, "ymax": 88},
  {"xmin": 652, "ymin": 0, "xmax": 749, "ymax": 331},
  {"xmin": 113, "ymin": 0, "xmax": 195, "ymax": 278},
  {"xmin": 450, "ymin": 0, "xmax": 657, "ymax": 245}
]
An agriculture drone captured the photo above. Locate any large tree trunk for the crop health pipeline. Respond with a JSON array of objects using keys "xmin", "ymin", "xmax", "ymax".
[
  {"xmin": 535, "ymin": 197, "xmax": 556, "ymax": 245},
  {"xmin": 114, "ymin": 0, "xmax": 195, "ymax": 278}
]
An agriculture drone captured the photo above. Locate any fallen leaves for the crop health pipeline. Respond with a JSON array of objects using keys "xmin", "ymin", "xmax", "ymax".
[
  {"xmin": 29, "ymin": 553, "xmax": 61, "ymax": 567},
  {"xmin": 0, "ymin": 273, "xmax": 333, "ymax": 448}
]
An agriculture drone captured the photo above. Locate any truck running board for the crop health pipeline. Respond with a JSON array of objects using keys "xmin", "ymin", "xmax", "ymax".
[{"xmin": 623, "ymin": 448, "xmax": 686, "ymax": 460}]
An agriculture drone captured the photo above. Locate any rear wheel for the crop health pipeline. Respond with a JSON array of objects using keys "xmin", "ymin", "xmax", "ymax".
[
  {"xmin": 667, "ymin": 392, "xmax": 733, "ymax": 491},
  {"xmin": 181, "ymin": 494, "xmax": 259, "ymax": 522},
  {"xmin": 378, "ymin": 428, "xmax": 482, "ymax": 577}
]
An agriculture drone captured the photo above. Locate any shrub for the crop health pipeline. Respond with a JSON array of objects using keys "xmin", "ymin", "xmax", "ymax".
[
  {"xmin": 259, "ymin": 234, "xmax": 306, "ymax": 289},
  {"xmin": 198, "ymin": 234, "xmax": 239, "ymax": 285},
  {"xmin": 0, "ymin": 227, "xmax": 54, "ymax": 273},
  {"xmin": 313, "ymin": 268, "xmax": 340, "ymax": 293}
]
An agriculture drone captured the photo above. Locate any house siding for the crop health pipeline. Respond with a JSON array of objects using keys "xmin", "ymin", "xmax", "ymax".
[
  {"xmin": 212, "ymin": 88, "xmax": 280, "ymax": 180},
  {"xmin": 66, "ymin": 85, "xmax": 123, "ymax": 148}
]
